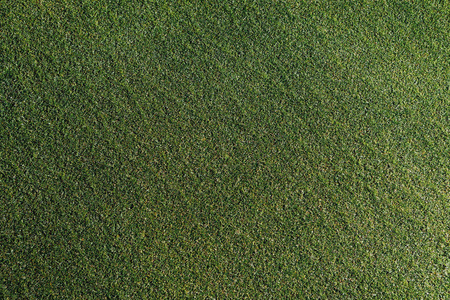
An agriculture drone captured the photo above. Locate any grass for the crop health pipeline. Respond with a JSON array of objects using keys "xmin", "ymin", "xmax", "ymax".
[{"xmin": 1, "ymin": 0, "xmax": 450, "ymax": 298}]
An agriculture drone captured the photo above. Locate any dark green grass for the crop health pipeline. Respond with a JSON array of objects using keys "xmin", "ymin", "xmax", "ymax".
[{"xmin": 1, "ymin": 0, "xmax": 450, "ymax": 298}]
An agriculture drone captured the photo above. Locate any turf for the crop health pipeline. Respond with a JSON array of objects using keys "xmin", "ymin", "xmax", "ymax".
[{"xmin": 1, "ymin": 0, "xmax": 450, "ymax": 298}]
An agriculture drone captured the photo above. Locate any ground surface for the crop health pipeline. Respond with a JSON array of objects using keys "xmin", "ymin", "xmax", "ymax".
[{"xmin": 1, "ymin": 0, "xmax": 450, "ymax": 298}]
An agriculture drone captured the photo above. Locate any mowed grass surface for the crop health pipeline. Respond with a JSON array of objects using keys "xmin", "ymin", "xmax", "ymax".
[{"xmin": 1, "ymin": 0, "xmax": 450, "ymax": 298}]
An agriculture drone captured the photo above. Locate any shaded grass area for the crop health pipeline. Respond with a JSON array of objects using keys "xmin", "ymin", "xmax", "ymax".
[{"xmin": 1, "ymin": 0, "xmax": 450, "ymax": 298}]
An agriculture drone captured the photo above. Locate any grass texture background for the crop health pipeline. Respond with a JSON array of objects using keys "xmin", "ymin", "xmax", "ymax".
[{"xmin": 1, "ymin": 0, "xmax": 450, "ymax": 298}]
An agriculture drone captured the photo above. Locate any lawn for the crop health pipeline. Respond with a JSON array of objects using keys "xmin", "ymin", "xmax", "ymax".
[{"xmin": 1, "ymin": 0, "xmax": 450, "ymax": 298}]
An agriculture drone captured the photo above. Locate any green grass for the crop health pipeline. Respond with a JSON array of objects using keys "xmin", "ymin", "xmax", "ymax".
[{"xmin": 1, "ymin": 0, "xmax": 450, "ymax": 298}]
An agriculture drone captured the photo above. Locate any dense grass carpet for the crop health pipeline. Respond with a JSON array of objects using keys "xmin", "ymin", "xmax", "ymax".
[{"xmin": 1, "ymin": 0, "xmax": 450, "ymax": 298}]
